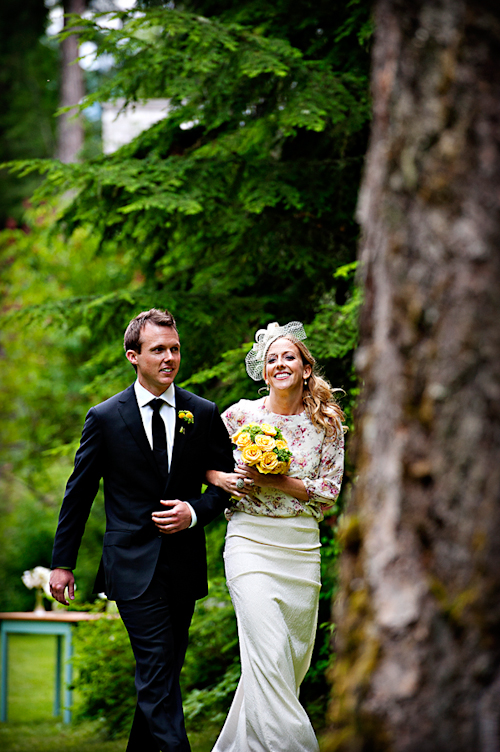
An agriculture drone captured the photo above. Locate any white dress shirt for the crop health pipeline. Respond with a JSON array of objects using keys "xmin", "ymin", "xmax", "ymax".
[{"xmin": 134, "ymin": 380, "xmax": 197, "ymax": 527}]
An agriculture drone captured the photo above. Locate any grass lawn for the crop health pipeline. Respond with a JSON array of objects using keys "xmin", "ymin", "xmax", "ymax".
[
  {"xmin": 0, "ymin": 719, "xmax": 127, "ymax": 752},
  {"xmin": 0, "ymin": 634, "xmax": 221, "ymax": 752}
]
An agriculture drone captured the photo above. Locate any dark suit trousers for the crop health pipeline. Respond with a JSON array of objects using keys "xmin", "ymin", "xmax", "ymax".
[{"xmin": 117, "ymin": 543, "xmax": 195, "ymax": 752}]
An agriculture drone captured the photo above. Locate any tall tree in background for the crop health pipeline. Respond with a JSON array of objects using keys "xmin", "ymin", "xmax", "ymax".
[
  {"xmin": 57, "ymin": 0, "xmax": 87, "ymax": 162},
  {"xmin": 0, "ymin": 0, "xmax": 90, "ymax": 222},
  {"xmin": 325, "ymin": 1, "xmax": 500, "ymax": 750},
  {"xmin": 0, "ymin": 0, "xmax": 58, "ymax": 225}
]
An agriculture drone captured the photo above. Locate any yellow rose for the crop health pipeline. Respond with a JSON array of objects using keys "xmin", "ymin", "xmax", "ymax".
[
  {"xmin": 258, "ymin": 451, "xmax": 280, "ymax": 474},
  {"xmin": 241, "ymin": 444, "xmax": 263, "ymax": 466},
  {"xmin": 275, "ymin": 439, "xmax": 288, "ymax": 451},
  {"xmin": 235, "ymin": 432, "xmax": 252, "ymax": 449},
  {"xmin": 254, "ymin": 434, "xmax": 276, "ymax": 451},
  {"xmin": 272, "ymin": 460, "xmax": 290, "ymax": 475},
  {"xmin": 261, "ymin": 423, "xmax": 277, "ymax": 437}
]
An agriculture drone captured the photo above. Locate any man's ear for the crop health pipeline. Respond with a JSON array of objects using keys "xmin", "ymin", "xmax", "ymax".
[{"xmin": 126, "ymin": 349, "xmax": 138, "ymax": 366}]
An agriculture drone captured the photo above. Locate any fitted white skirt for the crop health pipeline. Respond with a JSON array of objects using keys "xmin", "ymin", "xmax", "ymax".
[{"xmin": 212, "ymin": 511, "xmax": 321, "ymax": 752}]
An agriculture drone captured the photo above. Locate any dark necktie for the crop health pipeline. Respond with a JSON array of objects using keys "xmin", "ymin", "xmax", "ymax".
[{"xmin": 149, "ymin": 399, "xmax": 169, "ymax": 478}]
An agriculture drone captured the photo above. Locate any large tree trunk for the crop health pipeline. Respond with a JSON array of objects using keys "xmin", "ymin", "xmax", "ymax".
[
  {"xmin": 56, "ymin": 0, "xmax": 86, "ymax": 163},
  {"xmin": 324, "ymin": 1, "xmax": 500, "ymax": 750}
]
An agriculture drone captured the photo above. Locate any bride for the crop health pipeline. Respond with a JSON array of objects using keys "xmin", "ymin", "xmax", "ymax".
[{"xmin": 207, "ymin": 321, "xmax": 345, "ymax": 752}]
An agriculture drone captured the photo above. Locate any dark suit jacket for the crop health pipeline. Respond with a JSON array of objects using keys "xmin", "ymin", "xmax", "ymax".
[{"xmin": 51, "ymin": 384, "xmax": 233, "ymax": 602}]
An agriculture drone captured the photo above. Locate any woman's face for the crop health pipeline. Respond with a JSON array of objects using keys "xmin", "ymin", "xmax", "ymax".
[{"xmin": 264, "ymin": 338, "xmax": 311, "ymax": 394}]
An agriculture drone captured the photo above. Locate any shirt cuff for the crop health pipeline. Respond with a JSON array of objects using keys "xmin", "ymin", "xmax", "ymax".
[{"xmin": 185, "ymin": 502, "xmax": 197, "ymax": 528}]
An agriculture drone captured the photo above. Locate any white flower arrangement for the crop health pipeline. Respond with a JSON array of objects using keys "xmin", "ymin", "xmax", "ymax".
[{"xmin": 22, "ymin": 566, "xmax": 54, "ymax": 612}]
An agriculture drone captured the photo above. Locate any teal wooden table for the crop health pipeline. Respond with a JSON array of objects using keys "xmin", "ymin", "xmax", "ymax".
[{"xmin": 0, "ymin": 611, "xmax": 107, "ymax": 724}]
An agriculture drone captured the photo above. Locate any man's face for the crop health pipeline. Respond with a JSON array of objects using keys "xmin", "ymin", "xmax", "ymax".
[{"xmin": 126, "ymin": 323, "xmax": 181, "ymax": 396}]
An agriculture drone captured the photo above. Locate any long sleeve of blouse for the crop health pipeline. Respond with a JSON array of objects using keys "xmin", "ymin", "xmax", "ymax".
[{"xmin": 301, "ymin": 429, "xmax": 344, "ymax": 511}]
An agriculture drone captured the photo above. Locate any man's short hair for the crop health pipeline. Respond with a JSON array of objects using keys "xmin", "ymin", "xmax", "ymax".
[{"xmin": 124, "ymin": 309, "xmax": 178, "ymax": 353}]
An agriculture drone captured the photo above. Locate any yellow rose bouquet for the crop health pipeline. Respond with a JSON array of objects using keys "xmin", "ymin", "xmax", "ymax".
[{"xmin": 231, "ymin": 423, "xmax": 293, "ymax": 475}]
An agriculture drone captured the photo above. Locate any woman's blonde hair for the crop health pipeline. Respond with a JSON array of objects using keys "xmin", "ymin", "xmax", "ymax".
[{"xmin": 265, "ymin": 337, "xmax": 345, "ymax": 438}]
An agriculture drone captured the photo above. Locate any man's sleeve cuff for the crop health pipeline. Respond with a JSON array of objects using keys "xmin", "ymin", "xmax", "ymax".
[{"xmin": 185, "ymin": 502, "xmax": 197, "ymax": 528}]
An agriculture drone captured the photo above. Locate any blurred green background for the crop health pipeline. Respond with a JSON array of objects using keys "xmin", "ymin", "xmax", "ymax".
[{"xmin": 0, "ymin": 0, "xmax": 372, "ymax": 745}]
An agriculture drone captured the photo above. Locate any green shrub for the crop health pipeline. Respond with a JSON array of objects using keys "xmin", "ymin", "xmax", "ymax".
[
  {"xmin": 71, "ymin": 615, "xmax": 136, "ymax": 739},
  {"xmin": 181, "ymin": 578, "xmax": 240, "ymax": 727},
  {"xmin": 301, "ymin": 519, "xmax": 341, "ymax": 728},
  {"xmin": 70, "ymin": 578, "xmax": 239, "ymax": 739},
  {"xmin": 183, "ymin": 661, "xmax": 240, "ymax": 726}
]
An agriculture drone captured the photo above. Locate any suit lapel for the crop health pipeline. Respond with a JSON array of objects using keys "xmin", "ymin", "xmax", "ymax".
[
  {"xmin": 118, "ymin": 385, "xmax": 160, "ymax": 479},
  {"xmin": 167, "ymin": 386, "xmax": 192, "ymax": 482}
]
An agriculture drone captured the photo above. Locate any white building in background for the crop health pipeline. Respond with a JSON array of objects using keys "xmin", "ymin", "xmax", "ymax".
[{"xmin": 101, "ymin": 99, "xmax": 171, "ymax": 154}]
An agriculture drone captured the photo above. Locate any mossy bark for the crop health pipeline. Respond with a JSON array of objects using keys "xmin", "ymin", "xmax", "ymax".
[{"xmin": 323, "ymin": 1, "xmax": 500, "ymax": 750}]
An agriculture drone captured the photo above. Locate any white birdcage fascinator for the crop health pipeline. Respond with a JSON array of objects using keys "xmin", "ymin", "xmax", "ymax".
[{"xmin": 244, "ymin": 321, "xmax": 307, "ymax": 381}]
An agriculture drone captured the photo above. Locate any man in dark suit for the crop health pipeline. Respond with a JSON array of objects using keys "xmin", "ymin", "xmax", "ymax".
[{"xmin": 49, "ymin": 308, "xmax": 234, "ymax": 752}]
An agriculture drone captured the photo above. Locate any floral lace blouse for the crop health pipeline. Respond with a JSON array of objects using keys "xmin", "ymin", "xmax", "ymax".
[{"xmin": 222, "ymin": 398, "xmax": 344, "ymax": 521}]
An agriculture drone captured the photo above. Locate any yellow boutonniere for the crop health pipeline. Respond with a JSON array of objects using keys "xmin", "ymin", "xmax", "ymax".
[{"xmin": 178, "ymin": 410, "xmax": 194, "ymax": 433}]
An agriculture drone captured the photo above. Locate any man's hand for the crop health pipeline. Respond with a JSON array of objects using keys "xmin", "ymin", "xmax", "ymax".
[
  {"xmin": 49, "ymin": 568, "xmax": 75, "ymax": 605},
  {"xmin": 152, "ymin": 499, "xmax": 192, "ymax": 534}
]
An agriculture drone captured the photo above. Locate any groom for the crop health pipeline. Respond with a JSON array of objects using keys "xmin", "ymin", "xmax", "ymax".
[{"xmin": 49, "ymin": 309, "xmax": 233, "ymax": 752}]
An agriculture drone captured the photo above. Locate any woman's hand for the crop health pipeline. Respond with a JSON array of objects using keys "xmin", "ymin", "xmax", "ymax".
[
  {"xmin": 235, "ymin": 464, "xmax": 272, "ymax": 489},
  {"xmin": 206, "ymin": 466, "xmax": 309, "ymax": 502},
  {"xmin": 205, "ymin": 469, "xmax": 255, "ymax": 498},
  {"xmin": 236, "ymin": 463, "xmax": 309, "ymax": 501}
]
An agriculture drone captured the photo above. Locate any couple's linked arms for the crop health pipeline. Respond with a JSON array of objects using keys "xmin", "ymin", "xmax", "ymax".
[
  {"xmin": 50, "ymin": 471, "xmax": 309, "ymax": 605},
  {"xmin": 51, "ymin": 467, "xmax": 322, "ymax": 605},
  {"xmin": 206, "ymin": 466, "xmax": 309, "ymax": 502}
]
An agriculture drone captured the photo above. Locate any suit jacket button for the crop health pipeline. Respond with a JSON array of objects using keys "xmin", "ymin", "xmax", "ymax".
[{"xmin": 157, "ymin": 535, "xmax": 162, "ymax": 539}]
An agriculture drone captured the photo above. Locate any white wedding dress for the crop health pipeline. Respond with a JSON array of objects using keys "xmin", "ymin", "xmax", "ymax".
[
  {"xmin": 212, "ymin": 512, "xmax": 321, "ymax": 752},
  {"xmin": 211, "ymin": 399, "xmax": 344, "ymax": 752}
]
